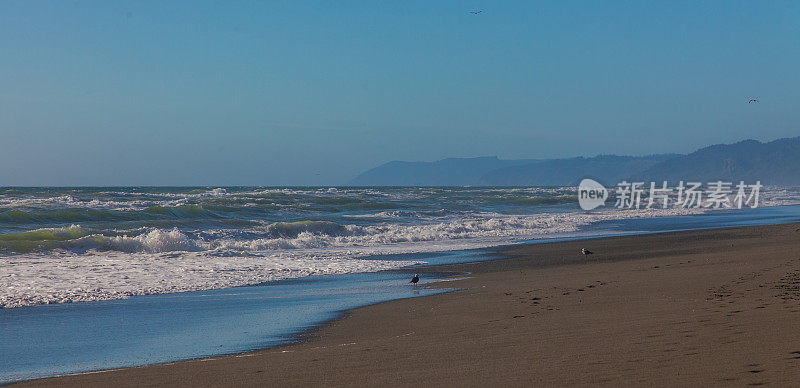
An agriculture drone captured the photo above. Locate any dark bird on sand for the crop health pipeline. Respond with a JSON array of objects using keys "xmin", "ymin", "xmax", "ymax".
[
  {"xmin": 581, "ymin": 248, "xmax": 593, "ymax": 255},
  {"xmin": 748, "ymin": 99, "xmax": 759, "ymax": 103},
  {"xmin": 410, "ymin": 274, "xmax": 420, "ymax": 284}
]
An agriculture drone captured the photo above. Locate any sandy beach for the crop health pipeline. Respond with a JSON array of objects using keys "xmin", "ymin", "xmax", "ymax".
[{"xmin": 15, "ymin": 222, "xmax": 800, "ymax": 387}]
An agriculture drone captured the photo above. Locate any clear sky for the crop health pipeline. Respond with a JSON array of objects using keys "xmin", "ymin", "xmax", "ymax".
[{"xmin": 1, "ymin": 1, "xmax": 798, "ymax": 186}]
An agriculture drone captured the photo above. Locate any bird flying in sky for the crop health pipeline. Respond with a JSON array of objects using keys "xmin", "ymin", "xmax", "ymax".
[
  {"xmin": 748, "ymin": 99, "xmax": 759, "ymax": 103},
  {"xmin": 469, "ymin": 10, "xmax": 483, "ymax": 14}
]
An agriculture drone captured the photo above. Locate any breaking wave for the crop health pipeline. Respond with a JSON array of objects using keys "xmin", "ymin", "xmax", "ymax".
[
  {"xmin": 0, "ymin": 226, "xmax": 200, "ymax": 254},
  {"xmin": 2, "ymin": 185, "xmax": 799, "ymax": 308}
]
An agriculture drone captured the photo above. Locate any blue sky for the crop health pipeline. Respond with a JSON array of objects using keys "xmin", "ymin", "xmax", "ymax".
[{"xmin": 1, "ymin": 1, "xmax": 798, "ymax": 185}]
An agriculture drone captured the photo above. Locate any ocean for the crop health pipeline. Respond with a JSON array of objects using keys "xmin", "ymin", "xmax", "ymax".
[
  {"xmin": 2, "ymin": 186, "xmax": 800, "ymax": 308},
  {"xmin": 2, "ymin": 186, "xmax": 800, "ymax": 381}
]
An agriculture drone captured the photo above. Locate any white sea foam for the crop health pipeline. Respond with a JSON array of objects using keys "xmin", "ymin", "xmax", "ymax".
[
  {"xmin": 92, "ymin": 229, "xmax": 202, "ymax": 253},
  {"xmin": 0, "ymin": 251, "xmax": 421, "ymax": 309},
  {"xmin": 1, "ymin": 206, "xmax": 707, "ymax": 308},
  {"xmin": 217, "ymin": 207, "xmax": 706, "ymax": 252},
  {"xmin": 2, "ymin": 186, "xmax": 799, "ymax": 309}
]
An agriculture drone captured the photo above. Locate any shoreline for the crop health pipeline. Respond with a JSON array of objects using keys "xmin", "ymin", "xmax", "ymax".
[{"xmin": 14, "ymin": 221, "xmax": 800, "ymax": 386}]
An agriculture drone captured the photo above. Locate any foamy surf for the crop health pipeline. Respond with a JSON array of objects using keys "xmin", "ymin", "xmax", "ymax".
[
  {"xmin": 0, "ymin": 251, "xmax": 422, "ymax": 309},
  {"xmin": 1, "ymin": 186, "xmax": 799, "ymax": 308}
]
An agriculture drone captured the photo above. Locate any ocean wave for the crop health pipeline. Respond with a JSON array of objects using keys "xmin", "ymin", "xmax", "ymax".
[
  {"xmin": 344, "ymin": 209, "xmax": 454, "ymax": 219},
  {"xmin": 213, "ymin": 207, "xmax": 707, "ymax": 253},
  {"xmin": 260, "ymin": 220, "xmax": 350, "ymax": 238},
  {"xmin": 3, "ymin": 189, "xmax": 796, "ymax": 256},
  {"xmin": 2, "ymin": 186, "xmax": 799, "ymax": 309},
  {"xmin": 0, "ymin": 227, "xmax": 201, "ymax": 254},
  {"xmin": 0, "ymin": 225, "xmax": 92, "ymax": 253},
  {"xmin": 143, "ymin": 204, "xmax": 223, "ymax": 218},
  {"xmin": 0, "ymin": 206, "xmax": 701, "ymax": 255},
  {"xmin": 4, "ymin": 186, "xmax": 793, "ymax": 218},
  {"xmin": 0, "ymin": 204, "xmax": 231, "ymax": 225},
  {"xmin": 0, "ymin": 195, "xmax": 190, "ymax": 212},
  {"xmin": 0, "ymin": 201, "xmax": 761, "ymax": 256},
  {"xmin": 89, "ymin": 229, "xmax": 202, "ymax": 253},
  {"xmin": 0, "ymin": 206, "xmax": 714, "ymax": 309}
]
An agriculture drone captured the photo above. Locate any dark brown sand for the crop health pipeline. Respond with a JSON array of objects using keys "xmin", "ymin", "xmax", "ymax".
[{"xmin": 15, "ymin": 223, "xmax": 800, "ymax": 387}]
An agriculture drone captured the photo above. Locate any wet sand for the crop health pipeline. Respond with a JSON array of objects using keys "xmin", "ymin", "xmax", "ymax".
[{"xmin": 15, "ymin": 223, "xmax": 800, "ymax": 387}]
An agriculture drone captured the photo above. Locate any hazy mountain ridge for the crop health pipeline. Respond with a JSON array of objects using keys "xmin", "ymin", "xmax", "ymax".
[
  {"xmin": 348, "ymin": 156, "xmax": 543, "ymax": 186},
  {"xmin": 478, "ymin": 154, "xmax": 680, "ymax": 186},
  {"xmin": 634, "ymin": 137, "xmax": 800, "ymax": 185},
  {"xmin": 349, "ymin": 137, "xmax": 800, "ymax": 186}
]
